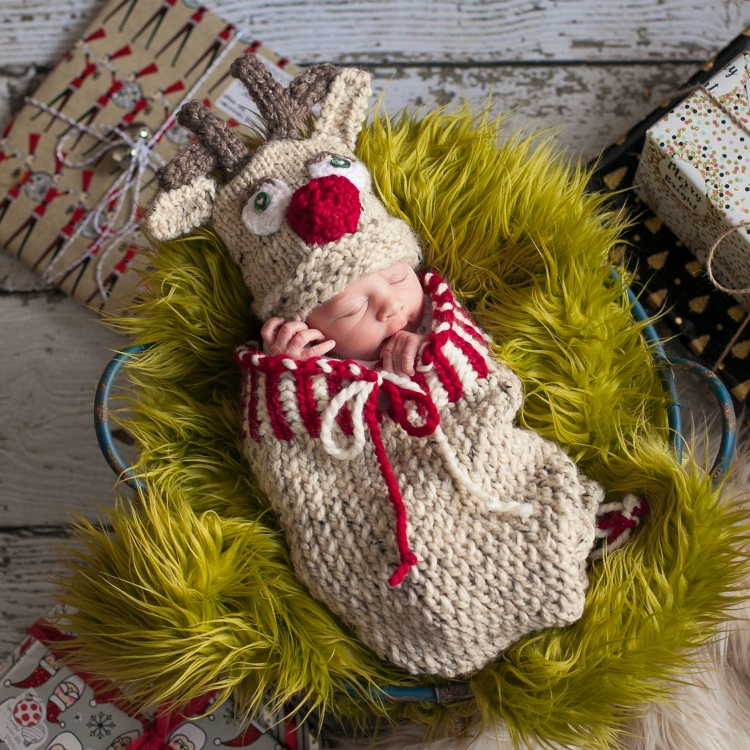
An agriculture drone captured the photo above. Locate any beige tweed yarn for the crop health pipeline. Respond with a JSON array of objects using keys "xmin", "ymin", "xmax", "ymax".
[
  {"xmin": 211, "ymin": 68, "xmax": 421, "ymax": 322},
  {"xmin": 236, "ymin": 275, "xmax": 601, "ymax": 678}
]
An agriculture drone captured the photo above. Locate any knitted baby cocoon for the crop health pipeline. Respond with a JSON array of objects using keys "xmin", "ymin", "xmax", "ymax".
[{"xmin": 236, "ymin": 272, "xmax": 602, "ymax": 678}]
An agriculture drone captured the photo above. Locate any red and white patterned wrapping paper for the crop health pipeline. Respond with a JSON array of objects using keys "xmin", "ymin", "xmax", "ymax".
[
  {"xmin": 0, "ymin": 0, "xmax": 301, "ymax": 313},
  {"xmin": 0, "ymin": 614, "xmax": 319, "ymax": 750}
]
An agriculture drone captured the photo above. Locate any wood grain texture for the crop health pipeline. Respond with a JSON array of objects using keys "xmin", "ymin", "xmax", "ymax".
[
  {"xmin": 0, "ymin": 0, "xmax": 746, "ymax": 68},
  {"xmin": 0, "ymin": 529, "xmax": 74, "ymax": 655},
  {"xmin": 0, "ymin": 250, "xmax": 55, "ymax": 292},
  {"xmin": 369, "ymin": 63, "xmax": 696, "ymax": 161},
  {"xmin": 0, "ymin": 293, "xmax": 133, "ymax": 526}
]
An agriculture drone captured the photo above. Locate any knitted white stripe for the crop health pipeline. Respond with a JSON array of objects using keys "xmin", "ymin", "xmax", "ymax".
[
  {"xmin": 441, "ymin": 339, "xmax": 476, "ymax": 386},
  {"xmin": 451, "ymin": 316, "xmax": 490, "ymax": 359},
  {"xmin": 424, "ymin": 368, "xmax": 450, "ymax": 411},
  {"xmin": 278, "ymin": 371, "xmax": 303, "ymax": 434},
  {"xmin": 454, "ymin": 307, "xmax": 492, "ymax": 342},
  {"xmin": 311, "ymin": 375, "xmax": 330, "ymax": 412},
  {"xmin": 255, "ymin": 373, "xmax": 272, "ymax": 437}
]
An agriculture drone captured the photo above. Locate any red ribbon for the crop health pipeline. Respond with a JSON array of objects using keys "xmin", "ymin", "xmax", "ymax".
[
  {"xmin": 129, "ymin": 696, "xmax": 214, "ymax": 750},
  {"xmin": 27, "ymin": 622, "xmax": 214, "ymax": 745}
]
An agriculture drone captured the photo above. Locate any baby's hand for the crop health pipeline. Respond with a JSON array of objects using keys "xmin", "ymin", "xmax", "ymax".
[
  {"xmin": 261, "ymin": 318, "xmax": 336, "ymax": 359},
  {"xmin": 380, "ymin": 331, "xmax": 429, "ymax": 377}
]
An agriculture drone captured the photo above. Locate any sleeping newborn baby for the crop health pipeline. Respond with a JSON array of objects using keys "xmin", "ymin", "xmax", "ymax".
[
  {"xmin": 146, "ymin": 55, "xmax": 602, "ymax": 678},
  {"xmin": 261, "ymin": 261, "xmax": 429, "ymax": 376}
]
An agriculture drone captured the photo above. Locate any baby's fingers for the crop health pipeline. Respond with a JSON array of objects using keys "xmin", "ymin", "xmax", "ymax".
[
  {"xmin": 286, "ymin": 328, "xmax": 330, "ymax": 358},
  {"xmin": 260, "ymin": 317, "xmax": 285, "ymax": 345},
  {"xmin": 399, "ymin": 336, "xmax": 420, "ymax": 376},
  {"xmin": 299, "ymin": 338, "xmax": 336, "ymax": 359},
  {"xmin": 270, "ymin": 321, "xmax": 309, "ymax": 354},
  {"xmin": 396, "ymin": 335, "xmax": 420, "ymax": 377},
  {"xmin": 380, "ymin": 337, "xmax": 396, "ymax": 373}
]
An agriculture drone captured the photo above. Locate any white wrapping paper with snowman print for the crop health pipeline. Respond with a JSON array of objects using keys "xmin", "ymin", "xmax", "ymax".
[
  {"xmin": 635, "ymin": 48, "xmax": 750, "ymax": 303},
  {"xmin": 0, "ymin": 619, "xmax": 319, "ymax": 750}
]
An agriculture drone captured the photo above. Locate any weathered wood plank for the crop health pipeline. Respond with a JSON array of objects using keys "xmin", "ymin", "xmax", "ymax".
[
  {"xmin": 0, "ymin": 251, "xmax": 55, "ymax": 292},
  {"xmin": 0, "ymin": 59, "xmax": 697, "ymax": 176},
  {"xmin": 239, "ymin": 0, "xmax": 747, "ymax": 64},
  {"xmin": 368, "ymin": 62, "xmax": 697, "ymax": 162},
  {"xmin": 0, "ymin": 293, "xmax": 132, "ymax": 526},
  {"xmin": 0, "ymin": 528, "xmax": 74, "ymax": 656},
  {"xmin": 0, "ymin": 0, "xmax": 745, "ymax": 68}
]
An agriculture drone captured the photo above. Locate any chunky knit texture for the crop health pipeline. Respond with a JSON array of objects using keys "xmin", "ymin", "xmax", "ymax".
[
  {"xmin": 236, "ymin": 272, "xmax": 601, "ymax": 678},
  {"xmin": 146, "ymin": 176, "xmax": 217, "ymax": 241},
  {"xmin": 175, "ymin": 101, "xmax": 250, "ymax": 176},
  {"xmin": 209, "ymin": 67, "xmax": 422, "ymax": 322},
  {"xmin": 60, "ymin": 106, "xmax": 749, "ymax": 749},
  {"xmin": 286, "ymin": 174, "xmax": 361, "ymax": 245},
  {"xmin": 145, "ymin": 58, "xmax": 421, "ymax": 322},
  {"xmin": 229, "ymin": 56, "xmax": 337, "ymax": 141},
  {"xmin": 143, "ymin": 55, "xmax": 604, "ymax": 679}
]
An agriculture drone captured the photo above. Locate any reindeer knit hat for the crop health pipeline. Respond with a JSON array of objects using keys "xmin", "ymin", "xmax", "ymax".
[{"xmin": 145, "ymin": 57, "xmax": 422, "ymax": 322}]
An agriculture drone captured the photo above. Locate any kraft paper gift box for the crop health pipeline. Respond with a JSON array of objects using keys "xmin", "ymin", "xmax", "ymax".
[
  {"xmin": 0, "ymin": 615, "xmax": 320, "ymax": 750},
  {"xmin": 635, "ymin": 48, "xmax": 750, "ymax": 306},
  {"xmin": 0, "ymin": 0, "xmax": 302, "ymax": 313}
]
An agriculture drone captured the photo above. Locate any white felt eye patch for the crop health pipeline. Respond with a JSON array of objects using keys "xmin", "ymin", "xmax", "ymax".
[
  {"xmin": 308, "ymin": 155, "xmax": 370, "ymax": 191},
  {"xmin": 242, "ymin": 178, "xmax": 292, "ymax": 236}
]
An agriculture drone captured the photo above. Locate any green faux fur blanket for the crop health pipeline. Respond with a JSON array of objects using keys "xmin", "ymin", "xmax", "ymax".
[{"xmin": 58, "ymin": 107, "xmax": 747, "ymax": 749}]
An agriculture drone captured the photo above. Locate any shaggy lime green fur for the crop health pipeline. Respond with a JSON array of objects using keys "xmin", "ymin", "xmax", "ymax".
[{"xmin": 59, "ymin": 107, "xmax": 747, "ymax": 749}]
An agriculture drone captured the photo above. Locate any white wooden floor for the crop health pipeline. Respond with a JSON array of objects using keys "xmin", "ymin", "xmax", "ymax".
[{"xmin": 0, "ymin": 0, "xmax": 747, "ymax": 674}]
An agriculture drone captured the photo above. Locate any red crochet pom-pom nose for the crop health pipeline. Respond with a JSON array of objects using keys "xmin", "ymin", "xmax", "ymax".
[{"xmin": 287, "ymin": 174, "xmax": 361, "ymax": 245}]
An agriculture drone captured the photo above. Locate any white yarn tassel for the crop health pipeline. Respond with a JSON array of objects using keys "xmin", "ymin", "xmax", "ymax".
[{"xmin": 432, "ymin": 426, "xmax": 533, "ymax": 518}]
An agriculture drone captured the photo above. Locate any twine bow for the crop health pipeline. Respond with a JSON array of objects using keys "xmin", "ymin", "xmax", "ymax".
[
  {"xmin": 23, "ymin": 37, "xmax": 237, "ymax": 302},
  {"xmin": 26, "ymin": 109, "xmax": 167, "ymax": 299}
]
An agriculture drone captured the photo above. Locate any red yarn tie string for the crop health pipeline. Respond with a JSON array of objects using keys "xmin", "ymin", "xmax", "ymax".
[{"xmin": 235, "ymin": 271, "xmax": 493, "ymax": 588}]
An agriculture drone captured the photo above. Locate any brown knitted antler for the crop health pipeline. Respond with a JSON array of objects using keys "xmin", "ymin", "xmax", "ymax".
[
  {"xmin": 177, "ymin": 101, "xmax": 250, "ymax": 173},
  {"xmin": 156, "ymin": 141, "xmax": 214, "ymax": 191},
  {"xmin": 230, "ymin": 55, "xmax": 337, "ymax": 140},
  {"xmin": 156, "ymin": 100, "xmax": 251, "ymax": 190}
]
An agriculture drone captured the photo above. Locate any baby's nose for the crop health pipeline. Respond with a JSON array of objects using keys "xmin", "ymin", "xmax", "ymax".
[
  {"xmin": 377, "ymin": 295, "xmax": 404, "ymax": 321},
  {"xmin": 287, "ymin": 174, "xmax": 361, "ymax": 245}
]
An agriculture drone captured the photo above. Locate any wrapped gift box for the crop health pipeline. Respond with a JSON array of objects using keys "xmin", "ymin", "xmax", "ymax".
[
  {"xmin": 0, "ymin": 0, "xmax": 302, "ymax": 313},
  {"xmin": 634, "ymin": 47, "xmax": 750, "ymax": 305},
  {"xmin": 0, "ymin": 615, "xmax": 320, "ymax": 750},
  {"xmin": 589, "ymin": 25, "xmax": 750, "ymax": 404}
]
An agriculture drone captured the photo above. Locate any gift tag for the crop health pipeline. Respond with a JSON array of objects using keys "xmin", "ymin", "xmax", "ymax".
[{"xmin": 659, "ymin": 156, "xmax": 708, "ymax": 216}]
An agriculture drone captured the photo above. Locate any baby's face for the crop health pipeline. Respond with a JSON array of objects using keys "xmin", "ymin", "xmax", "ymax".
[{"xmin": 306, "ymin": 262, "xmax": 424, "ymax": 361}]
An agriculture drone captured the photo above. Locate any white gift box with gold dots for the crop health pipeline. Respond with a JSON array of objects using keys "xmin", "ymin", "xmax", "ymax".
[{"xmin": 635, "ymin": 49, "xmax": 750, "ymax": 306}]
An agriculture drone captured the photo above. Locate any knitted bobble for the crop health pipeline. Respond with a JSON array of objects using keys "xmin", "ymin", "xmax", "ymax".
[{"xmin": 287, "ymin": 174, "xmax": 361, "ymax": 245}]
